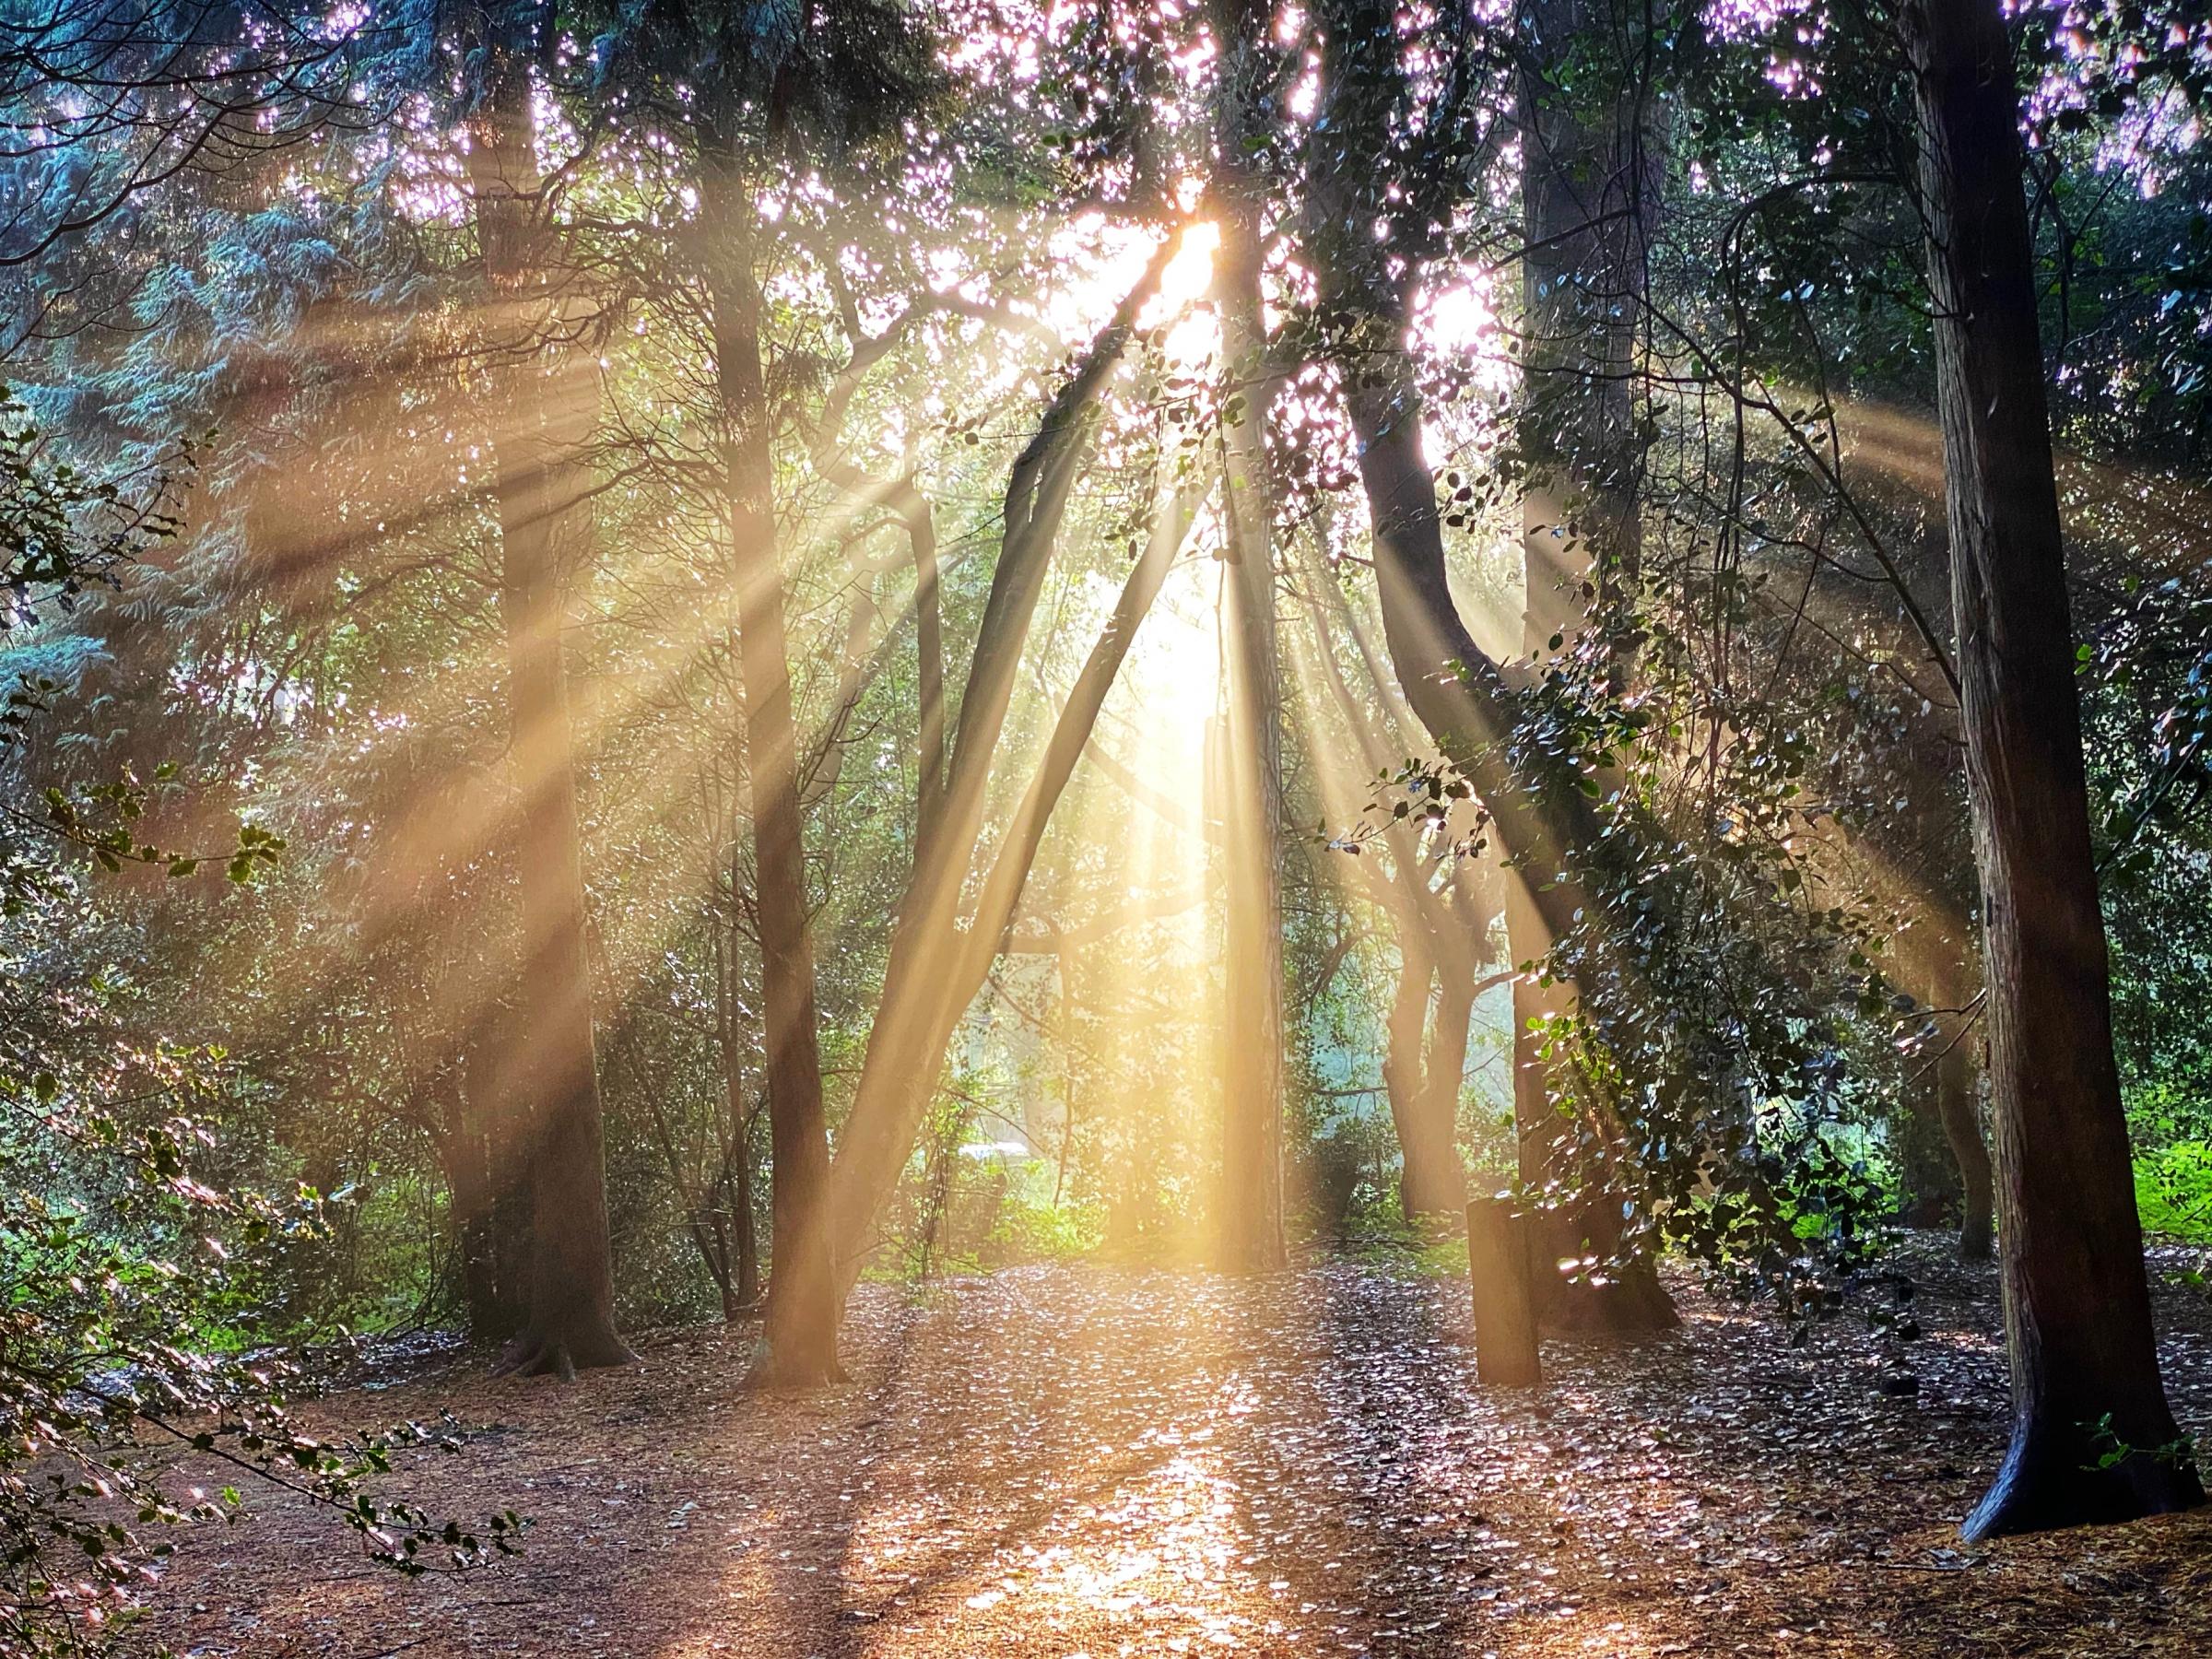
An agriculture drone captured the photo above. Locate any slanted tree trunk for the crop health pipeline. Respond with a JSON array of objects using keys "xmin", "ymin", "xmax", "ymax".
[
  {"xmin": 1212, "ymin": 0, "xmax": 1288, "ymax": 1269},
  {"xmin": 469, "ymin": 12, "xmax": 629, "ymax": 1377},
  {"xmin": 824, "ymin": 240, "xmax": 1183, "ymax": 1295},
  {"xmin": 704, "ymin": 152, "xmax": 840, "ymax": 1388},
  {"xmin": 1904, "ymin": 0, "xmax": 2200, "ymax": 1538}
]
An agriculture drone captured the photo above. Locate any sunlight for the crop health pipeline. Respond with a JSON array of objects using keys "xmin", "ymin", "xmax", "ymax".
[
  {"xmin": 1147, "ymin": 220, "xmax": 1222, "ymax": 326},
  {"xmin": 18, "ymin": 0, "xmax": 2208, "ymax": 1648}
]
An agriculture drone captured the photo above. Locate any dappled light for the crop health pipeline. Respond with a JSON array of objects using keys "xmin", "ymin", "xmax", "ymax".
[{"xmin": 4, "ymin": 0, "xmax": 2212, "ymax": 1654}]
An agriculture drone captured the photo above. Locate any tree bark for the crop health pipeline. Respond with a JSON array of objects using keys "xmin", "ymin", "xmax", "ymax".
[
  {"xmin": 1507, "ymin": 0, "xmax": 1676, "ymax": 1335},
  {"xmin": 1212, "ymin": 0, "xmax": 1288, "ymax": 1269},
  {"xmin": 704, "ymin": 153, "xmax": 841, "ymax": 1388},
  {"xmin": 469, "ymin": 10, "xmax": 630, "ymax": 1377},
  {"xmin": 1904, "ymin": 0, "xmax": 2200, "ymax": 1538},
  {"xmin": 1417, "ymin": 936, "xmax": 1477, "ymax": 1217},
  {"xmin": 907, "ymin": 466, "xmax": 947, "ymax": 838},
  {"xmin": 1382, "ymin": 929, "xmax": 1442, "ymax": 1219},
  {"xmin": 823, "ymin": 239, "xmax": 1183, "ymax": 1293},
  {"xmin": 1938, "ymin": 1031, "xmax": 1993, "ymax": 1262},
  {"xmin": 452, "ymin": 1015, "xmax": 528, "ymax": 1344}
]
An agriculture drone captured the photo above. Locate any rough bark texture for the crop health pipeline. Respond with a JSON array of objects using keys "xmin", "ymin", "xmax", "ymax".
[
  {"xmin": 1904, "ymin": 0, "xmax": 2200, "ymax": 1538},
  {"xmin": 704, "ymin": 155, "xmax": 841, "ymax": 1389},
  {"xmin": 470, "ymin": 7, "xmax": 630, "ymax": 1378}
]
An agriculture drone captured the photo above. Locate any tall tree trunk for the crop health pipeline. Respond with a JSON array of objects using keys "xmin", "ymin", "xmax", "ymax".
[
  {"xmin": 1508, "ymin": 0, "xmax": 1675, "ymax": 1335},
  {"xmin": 1938, "ymin": 1030, "xmax": 1993, "ymax": 1262},
  {"xmin": 1382, "ymin": 927, "xmax": 1442, "ymax": 1218},
  {"xmin": 1904, "ymin": 0, "xmax": 2200, "ymax": 1538},
  {"xmin": 453, "ymin": 1015, "xmax": 528, "ymax": 1344},
  {"xmin": 1213, "ymin": 0, "xmax": 1288, "ymax": 1269},
  {"xmin": 490, "ymin": 406, "xmax": 631, "ymax": 1376},
  {"xmin": 705, "ymin": 155, "xmax": 840, "ymax": 1388},
  {"xmin": 469, "ymin": 12, "xmax": 629, "ymax": 1376},
  {"xmin": 824, "ymin": 241, "xmax": 1182, "ymax": 1294},
  {"xmin": 1418, "ymin": 935, "xmax": 1477, "ymax": 1215}
]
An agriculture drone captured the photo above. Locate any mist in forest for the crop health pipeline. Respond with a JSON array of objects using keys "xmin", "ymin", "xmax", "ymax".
[{"xmin": 1, "ymin": 0, "xmax": 2210, "ymax": 1653}]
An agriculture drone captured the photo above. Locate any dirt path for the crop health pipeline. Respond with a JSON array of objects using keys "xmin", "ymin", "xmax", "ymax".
[{"xmin": 147, "ymin": 1246, "xmax": 2212, "ymax": 1657}]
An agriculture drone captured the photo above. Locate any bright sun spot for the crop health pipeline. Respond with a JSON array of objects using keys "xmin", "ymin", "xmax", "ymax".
[{"xmin": 1144, "ymin": 220, "xmax": 1222, "ymax": 326}]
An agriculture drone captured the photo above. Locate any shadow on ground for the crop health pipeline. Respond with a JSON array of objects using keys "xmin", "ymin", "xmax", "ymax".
[{"xmin": 146, "ymin": 1241, "xmax": 2212, "ymax": 1658}]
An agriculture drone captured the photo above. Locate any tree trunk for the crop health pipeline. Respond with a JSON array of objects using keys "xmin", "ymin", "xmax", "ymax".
[
  {"xmin": 906, "ymin": 460, "xmax": 947, "ymax": 839},
  {"xmin": 705, "ymin": 155, "xmax": 840, "ymax": 1389},
  {"xmin": 1939, "ymin": 1033, "xmax": 1993, "ymax": 1262},
  {"xmin": 1296, "ymin": 558, "xmax": 1485, "ymax": 1221},
  {"xmin": 1505, "ymin": 0, "xmax": 1676, "ymax": 1336},
  {"xmin": 1904, "ymin": 0, "xmax": 2200, "ymax": 1538},
  {"xmin": 469, "ymin": 18, "xmax": 629, "ymax": 1377},
  {"xmin": 452, "ymin": 1021, "xmax": 528, "ymax": 1345},
  {"xmin": 732, "ymin": 1102, "xmax": 762, "ymax": 1311},
  {"xmin": 1381, "ymin": 915, "xmax": 1475, "ymax": 1225},
  {"xmin": 824, "ymin": 240, "xmax": 1183, "ymax": 1295},
  {"xmin": 1212, "ymin": 6, "xmax": 1288, "ymax": 1268},
  {"xmin": 1415, "ymin": 940, "xmax": 1477, "ymax": 1218},
  {"xmin": 1516, "ymin": 0, "xmax": 1649, "ymax": 632},
  {"xmin": 1382, "ymin": 929, "xmax": 1441, "ymax": 1219},
  {"xmin": 1929, "ymin": 942, "xmax": 1994, "ymax": 1261}
]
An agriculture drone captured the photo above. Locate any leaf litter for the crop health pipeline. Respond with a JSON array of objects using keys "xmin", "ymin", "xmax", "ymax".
[{"xmin": 144, "ymin": 1238, "xmax": 2212, "ymax": 1656}]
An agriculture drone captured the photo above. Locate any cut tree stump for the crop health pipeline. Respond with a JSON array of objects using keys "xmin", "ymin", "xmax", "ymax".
[{"xmin": 1466, "ymin": 1194, "xmax": 1542, "ymax": 1386}]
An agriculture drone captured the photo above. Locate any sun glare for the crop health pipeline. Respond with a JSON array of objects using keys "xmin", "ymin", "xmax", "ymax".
[{"xmin": 1146, "ymin": 220, "xmax": 1222, "ymax": 325}]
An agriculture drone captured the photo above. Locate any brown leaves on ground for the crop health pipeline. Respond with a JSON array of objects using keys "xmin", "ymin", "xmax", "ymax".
[{"xmin": 146, "ymin": 1240, "xmax": 2212, "ymax": 1657}]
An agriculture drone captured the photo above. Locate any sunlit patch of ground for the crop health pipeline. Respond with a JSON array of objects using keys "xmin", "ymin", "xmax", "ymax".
[{"xmin": 146, "ymin": 1243, "xmax": 2212, "ymax": 1657}]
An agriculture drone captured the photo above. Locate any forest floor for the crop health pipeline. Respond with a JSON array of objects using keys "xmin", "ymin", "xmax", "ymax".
[{"xmin": 145, "ymin": 1237, "xmax": 2212, "ymax": 1659}]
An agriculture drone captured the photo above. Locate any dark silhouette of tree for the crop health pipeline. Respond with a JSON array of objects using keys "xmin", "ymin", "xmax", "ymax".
[{"xmin": 1903, "ymin": 0, "xmax": 2202, "ymax": 1537}]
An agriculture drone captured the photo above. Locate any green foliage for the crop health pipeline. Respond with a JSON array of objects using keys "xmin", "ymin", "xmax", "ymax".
[{"xmin": 0, "ymin": 411, "xmax": 517, "ymax": 1653}]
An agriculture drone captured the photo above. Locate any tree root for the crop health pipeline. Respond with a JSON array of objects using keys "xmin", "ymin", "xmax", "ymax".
[
  {"xmin": 741, "ymin": 1338, "xmax": 846, "ymax": 1392},
  {"xmin": 491, "ymin": 1326, "xmax": 637, "ymax": 1381},
  {"xmin": 1961, "ymin": 1423, "xmax": 2205, "ymax": 1540}
]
